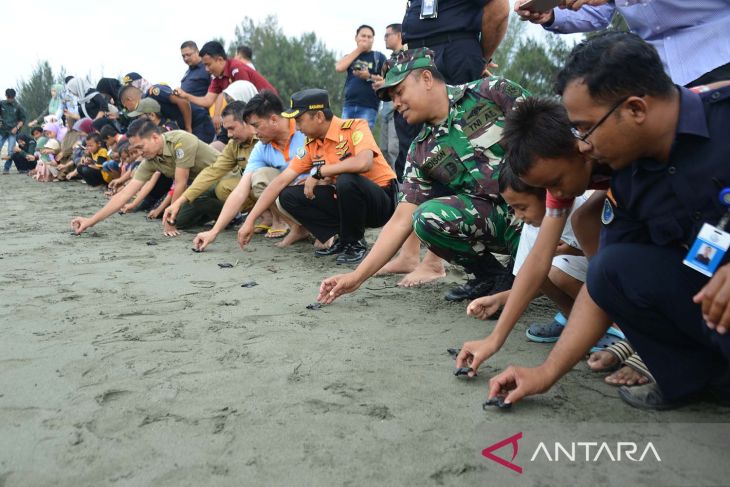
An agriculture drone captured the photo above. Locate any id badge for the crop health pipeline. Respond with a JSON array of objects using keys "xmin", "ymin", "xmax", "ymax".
[
  {"xmin": 683, "ymin": 223, "xmax": 730, "ymax": 277},
  {"xmin": 420, "ymin": 0, "xmax": 438, "ymax": 19}
]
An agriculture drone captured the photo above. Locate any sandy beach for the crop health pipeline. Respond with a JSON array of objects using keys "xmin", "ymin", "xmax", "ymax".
[{"xmin": 1, "ymin": 174, "xmax": 729, "ymax": 487}]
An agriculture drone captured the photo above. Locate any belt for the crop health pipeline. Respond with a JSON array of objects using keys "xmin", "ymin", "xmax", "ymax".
[{"xmin": 407, "ymin": 31, "xmax": 479, "ymax": 48}]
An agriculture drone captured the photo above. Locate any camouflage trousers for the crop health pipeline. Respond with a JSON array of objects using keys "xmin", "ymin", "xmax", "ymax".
[{"xmin": 412, "ymin": 194, "xmax": 522, "ymax": 277}]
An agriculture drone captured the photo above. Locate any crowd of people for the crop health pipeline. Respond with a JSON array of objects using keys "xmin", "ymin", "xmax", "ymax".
[{"xmin": 2, "ymin": 0, "xmax": 730, "ymax": 412}]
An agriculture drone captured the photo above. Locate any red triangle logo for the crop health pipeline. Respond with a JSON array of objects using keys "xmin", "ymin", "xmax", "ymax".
[{"xmin": 481, "ymin": 432, "xmax": 523, "ymax": 474}]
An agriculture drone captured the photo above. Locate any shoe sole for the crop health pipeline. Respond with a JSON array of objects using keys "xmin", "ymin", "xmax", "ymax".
[
  {"xmin": 617, "ymin": 387, "xmax": 685, "ymax": 411},
  {"xmin": 525, "ymin": 330, "xmax": 561, "ymax": 343}
]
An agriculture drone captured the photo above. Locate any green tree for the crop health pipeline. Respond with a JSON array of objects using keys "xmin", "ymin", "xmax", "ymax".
[
  {"xmin": 231, "ymin": 16, "xmax": 345, "ymax": 114},
  {"xmin": 492, "ymin": 18, "xmax": 572, "ymax": 96},
  {"xmin": 15, "ymin": 61, "xmax": 56, "ymax": 125}
]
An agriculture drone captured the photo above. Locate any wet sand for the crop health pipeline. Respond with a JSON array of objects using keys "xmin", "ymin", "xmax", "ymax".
[{"xmin": 1, "ymin": 175, "xmax": 728, "ymax": 487}]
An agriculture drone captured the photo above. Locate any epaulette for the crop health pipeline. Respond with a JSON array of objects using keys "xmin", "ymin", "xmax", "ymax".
[
  {"xmin": 341, "ymin": 119, "xmax": 354, "ymax": 130},
  {"xmin": 305, "ymin": 137, "xmax": 315, "ymax": 145}
]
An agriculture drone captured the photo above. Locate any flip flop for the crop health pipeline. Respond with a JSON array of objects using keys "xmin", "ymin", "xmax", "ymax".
[
  {"xmin": 265, "ymin": 228, "xmax": 290, "ymax": 239},
  {"xmin": 588, "ymin": 339, "xmax": 634, "ymax": 372},
  {"xmin": 254, "ymin": 224, "xmax": 271, "ymax": 234},
  {"xmin": 622, "ymin": 353, "xmax": 655, "ymax": 383}
]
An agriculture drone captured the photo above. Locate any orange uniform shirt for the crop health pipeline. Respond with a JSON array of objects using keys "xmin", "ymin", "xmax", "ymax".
[{"xmin": 288, "ymin": 116, "xmax": 396, "ymax": 187}]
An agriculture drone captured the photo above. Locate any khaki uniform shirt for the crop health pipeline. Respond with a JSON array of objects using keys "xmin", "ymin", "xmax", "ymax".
[
  {"xmin": 133, "ymin": 130, "xmax": 220, "ymax": 183},
  {"xmin": 182, "ymin": 136, "xmax": 256, "ymax": 202}
]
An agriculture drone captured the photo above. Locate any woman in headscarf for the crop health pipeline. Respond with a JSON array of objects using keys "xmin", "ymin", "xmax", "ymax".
[
  {"xmin": 212, "ymin": 80, "xmax": 259, "ymax": 148},
  {"xmin": 65, "ymin": 78, "xmax": 109, "ymax": 121},
  {"xmin": 222, "ymin": 80, "xmax": 258, "ymax": 104},
  {"xmin": 96, "ymin": 78, "xmax": 122, "ymax": 107},
  {"xmin": 28, "ymin": 84, "xmax": 65, "ymax": 128},
  {"xmin": 42, "ymin": 121, "xmax": 67, "ymax": 143}
]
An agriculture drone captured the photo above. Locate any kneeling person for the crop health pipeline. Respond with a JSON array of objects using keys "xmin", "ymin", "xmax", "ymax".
[
  {"xmin": 163, "ymin": 101, "xmax": 257, "ymax": 234},
  {"xmin": 238, "ymin": 88, "xmax": 398, "ymax": 264},
  {"xmin": 193, "ymin": 91, "xmax": 307, "ymax": 251},
  {"xmin": 318, "ymin": 48, "xmax": 528, "ymax": 304},
  {"xmin": 71, "ymin": 119, "xmax": 219, "ymax": 235}
]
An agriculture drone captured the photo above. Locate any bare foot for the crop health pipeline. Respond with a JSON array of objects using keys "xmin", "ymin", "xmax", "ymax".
[
  {"xmin": 375, "ymin": 253, "xmax": 420, "ymax": 276},
  {"xmin": 398, "ymin": 259, "xmax": 446, "ymax": 288},
  {"xmin": 605, "ymin": 365, "xmax": 651, "ymax": 386},
  {"xmin": 275, "ymin": 224, "xmax": 309, "ymax": 248},
  {"xmin": 313, "ymin": 237, "xmax": 334, "ymax": 250},
  {"xmin": 587, "ymin": 350, "xmax": 621, "ymax": 372}
]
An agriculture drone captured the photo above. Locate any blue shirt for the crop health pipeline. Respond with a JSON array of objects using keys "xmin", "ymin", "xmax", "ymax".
[
  {"xmin": 402, "ymin": 0, "xmax": 488, "ymax": 42},
  {"xmin": 343, "ymin": 51, "xmax": 387, "ymax": 110},
  {"xmin": 146, "ymin": 84, "xmax": 214, "ymax": 143},
  {"xmin": 546, "ymin": 0, "xmax": 730, "ymax": 86},
  {"xmin": 602, "ymin": 86, "xmax": 730, "ymax": 250},
  {"xmin": 244, "ymin": 127, "xmax": 306, "ymax": 175},
  {"xmin": 181, "ymin": 63, "xmax": 211, "ymax": 98}
]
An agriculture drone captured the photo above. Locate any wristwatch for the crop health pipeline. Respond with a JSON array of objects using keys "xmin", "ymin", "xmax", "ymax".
[{"xmin": 312, "ymin": 162, "xmax": 325, "ymax": 180}]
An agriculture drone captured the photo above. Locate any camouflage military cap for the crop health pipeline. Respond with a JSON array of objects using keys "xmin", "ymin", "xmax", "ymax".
[{"xmin": 376, "ymin": 48, "xmax": 438, "ymax": 101}]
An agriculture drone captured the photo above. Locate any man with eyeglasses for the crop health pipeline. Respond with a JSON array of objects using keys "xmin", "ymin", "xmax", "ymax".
[
  {"xmin": 485, "ymin": 32, "xmax": 730, "ymax": 411},
  {"xmin": 179, "ymin": 41, "xmax": 210, "ymax": 98}
]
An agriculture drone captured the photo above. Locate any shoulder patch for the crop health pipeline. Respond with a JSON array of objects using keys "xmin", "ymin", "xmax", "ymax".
[
  {"xmin": 296, "ymin": 147, "xmax": 307, "ymax": 159},
  {"xmin": 341, "ymin": 120, "xmax": 354, "ymax": 130},
  {"xmin": 175, "ymin": 148, "xmax": 185, "ymax": 160},
  {"xmin": 151, "ymin": 86, "xmax": 160, "ymax": 96},
  {"xmin": 352, "ymin": 130, "xmax": 364, "ymax": 146},
  {"xmin": 601, "ymin": 197, "xmax": 614, "ymax": 225}
]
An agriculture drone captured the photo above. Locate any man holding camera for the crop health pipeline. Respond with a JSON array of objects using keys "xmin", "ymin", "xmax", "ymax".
[{"xmin": 335, "ymin": 25, "xmax": 388, "ymax": 131}]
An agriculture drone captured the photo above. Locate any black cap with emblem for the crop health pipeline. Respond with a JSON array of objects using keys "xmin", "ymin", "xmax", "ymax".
[{"xmin": 282, "ymin": 89, "xmax": 330, "ymax": 119}]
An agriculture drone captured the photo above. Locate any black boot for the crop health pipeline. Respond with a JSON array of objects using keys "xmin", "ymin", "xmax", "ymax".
[{"xmin": 444, "ymin": 278, "xmax": 496, "ymax": 302}]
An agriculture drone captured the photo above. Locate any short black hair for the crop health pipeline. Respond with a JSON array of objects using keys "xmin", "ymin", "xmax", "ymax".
[
  {"xmin": 498, "ymin": 161, "xmax": 546, "ymax": 199},
  {"xmin": 31, "ymin": 126, "xmax": 43, "ymax": 135},
  {"xmin": 236, "ymin": 45, "xmax": 253, "ymax": 60},
  {"xmin": 99, "ymin": 124, "xmax": 118, "ymax": 140},
  {"xmin": 221, "ymin": 100, "xmax": 247, "ymax": 123},
  {"xmin": 356, "ymin": 24, "xmax": 375, "ymax": 36},
  {"xmin": 86, "ymin": 133, "xmax": 106, "ymax": 148},
  {"xmin": 386, "ymin": 23, "xmax": 402, "ymax": 33},
  {"xmin": 199, "ymin": 41, "xmax": 227, "ymax": 60},
  {"xmin": 5, "ymin": 88, "xmax": 16, "ymax": 98},
  {"xmin": 127, "ymin": 118, "xmax": 162, "ymax": 139},
  {"xmin": 503, "ymin": 97, "xmax": 577, "ymax": 177},
  {"xmin": 92, "ymin": 117, "xmax": 115, "ymax": 133},
  {"xmin": 243, "ymin": 90, "xmax": 284, "ymax": 121},
  {"xmin": 555, "ymin": 31, "xmax": 674, "ymax": 103},
  {"xmin": 64, "ymin": 76, "xmax": 74, "ymax": 84},
  {"xmin": 412, "ymin": 67, "xmax": 445, "ymax": 84},
  {"xmin": 180, "ymin": 40, "xmax": 198, "ymax": 50}
]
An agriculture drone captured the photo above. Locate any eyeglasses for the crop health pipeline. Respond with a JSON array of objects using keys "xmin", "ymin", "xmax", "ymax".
[{"xmin": 570, "ymin": 96, "xmax": 629, "ymax": 144}]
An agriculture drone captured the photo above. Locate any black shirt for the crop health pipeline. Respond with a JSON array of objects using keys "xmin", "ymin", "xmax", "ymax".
[
  {"xmin": 181, "ymin": 63, "xmax": 211, "ymax": 98},
  {"xmin": 402, "ymin": 0, "xmax": 488, "ymax": 42},
  {"xmin": 602, "ymin": 86, "xmax": 730, "ymax": 251},
  {"xmin": 78, "ymin": 89, "xmax": 109, "ymax": 119}
]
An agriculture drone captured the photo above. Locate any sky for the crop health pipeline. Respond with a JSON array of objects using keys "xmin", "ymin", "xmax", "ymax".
[{"xmin": 0, "ymin": 0, "xmax": 548, "ymax": 94}]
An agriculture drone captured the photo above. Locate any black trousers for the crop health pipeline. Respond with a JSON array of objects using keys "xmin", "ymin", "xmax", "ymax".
[
  {"xmin": 78, "ymin": 165, "xmax": 105, "ymax": 187},
  {"xmin": 587, "ymin": 243, "xmax": 730, "ymax": 401},
  {"xmin": 139, "ymin": 175, "xmax": 173, "ymax": 212},
  {"xmin": 279, "ymin": 174, "xmax": 396, "ymax": 244},
  {"xmin": 394, "ymin": 112, "xmax": 421, "ymax": 182},
  {"xmin": 11, "ymin": 154, "xmax": 36, "ymax": 172}
]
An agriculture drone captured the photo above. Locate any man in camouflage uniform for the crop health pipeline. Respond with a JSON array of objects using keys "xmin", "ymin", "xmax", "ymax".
[{"xmin": 317, "ymin": 48, "xmax": 528, "ymax": 305}]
